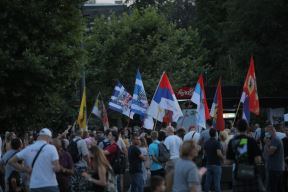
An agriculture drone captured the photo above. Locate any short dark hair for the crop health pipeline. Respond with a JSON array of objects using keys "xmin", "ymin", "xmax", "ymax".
[
  {"xmin": 209, "ymin": 128, "xmax": 217, "ymax": 138},
  {"xmin": 158, "ymin": 131, "xmax": 166, "ymax": 142},
  {"xmin": 237, "ymin": 119, "xmax": 248, "ymax": 132},
  {"xmin": 11, "ymin": 138, "xmax": 21, "ymax": 150},
  {"xmin": 150, "ymin": 176, "xmax": 164, "ymax": 191},
  {"xmin": 111, "ymin": 130, "xmax": 119, "ymax": 142},
  {"xmin": 206, "ymin": 119, "xmax": 213, "ymax": 127}
]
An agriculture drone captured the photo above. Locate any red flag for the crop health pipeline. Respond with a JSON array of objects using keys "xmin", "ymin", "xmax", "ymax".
[
  {"xmin": 198, "ymin": 74, "xmax": 211, "ymax": 120},
  {"xmin": 215, "ymin": 80, "xmax": 224, "ymax": 131},
  {"xmin": 163, "ymin": 110, "xmax": 172, "ymax": 126},
  {"xmin": 241, "ymin": 56, "xmax": 260, "ymax": 115},
  {"xmin": 101, "ymin": 101, "xmax": 109, "ymax": 131}
]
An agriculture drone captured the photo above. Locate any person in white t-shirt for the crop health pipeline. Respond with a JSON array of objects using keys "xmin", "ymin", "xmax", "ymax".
[
  {"xmin": 164, "ymin": 126, "xmax": 183, "ymax": 173},
  {"xmin": 184, "ymin": 125, "xmax": 200, "ymax": 143},
  {"xmin": 9, "ymin": 128, "xmax": 60, "ymax": 192}
]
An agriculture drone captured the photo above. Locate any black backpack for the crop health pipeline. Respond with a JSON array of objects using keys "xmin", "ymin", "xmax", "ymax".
[
  {"xmin": 68, "ymin": 139, "xmax": 81, "ymax": 163},
  {"xmin": 158, "ymin": 143, "xmax": 170, "ymax": 163},
  {"xmin": 111, "ymin": 146, "xmax": 126, "ymax": 174}
]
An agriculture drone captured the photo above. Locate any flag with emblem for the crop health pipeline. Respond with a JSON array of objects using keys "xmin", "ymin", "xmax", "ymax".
[
  {"xmin": 191, "ymin": 74, "xmax": 210, "ymax": 129},
  {"xmin": 92, "ymin": 93, "xmax": 110, "ymax": 130},
  {"xmin": 240, "ymin": 56, "xmax": 260, "ymax": 122},
  {"xmin": 210, "ymin": 79, "xmax": 224, "ymax": 131},
  {"xmin": 109, "ymin": 81, "xmax": 134, "ymax": 118}
]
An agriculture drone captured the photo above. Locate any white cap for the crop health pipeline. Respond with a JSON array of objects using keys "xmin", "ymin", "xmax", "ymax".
[{"xmin": 39, "ymin": 128, "xmax": 52, "ymax": 137}]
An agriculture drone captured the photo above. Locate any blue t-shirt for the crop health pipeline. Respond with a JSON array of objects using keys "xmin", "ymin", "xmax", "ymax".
[{"xmin": 148, "ymin": 140, "xmax": 163, "ymax": 171}]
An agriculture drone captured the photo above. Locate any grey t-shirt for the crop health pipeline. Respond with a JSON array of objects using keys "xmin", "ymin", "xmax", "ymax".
[
  {"xmin": 172, "ymin": 158, "xmax": 201, "ymax": 192},
  {"xmin": 1, "ymin": 149, "xmax": 18, "ymax": 182},
  {"xmin": 267, "ymin": 137, "xmax": 284, "ymax": 171}
]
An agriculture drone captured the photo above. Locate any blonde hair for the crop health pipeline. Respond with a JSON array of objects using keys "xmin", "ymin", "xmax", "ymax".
[
  {"xmin": 90, "ymin": 146, "xmax": 110, "ymax": 170},
  {"xmin": 220, "ymin": 130, "xmax": 228, "ymax": 141}
]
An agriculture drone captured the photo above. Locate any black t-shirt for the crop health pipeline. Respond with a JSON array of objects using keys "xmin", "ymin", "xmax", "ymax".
[
  {"xmin": 204, "ymin": 138, "xmax": 222, "ymax": 165},
  {"xmin": 282, "ymin": 137, "xmax": 288, "ymax": 165},
  {"xmin": 128, "ymin": 145, "xmax": 142, "ymax": 174},
  {"xmin": 227, "ymin": 134, "xmax": 261, "ymax": 164}
]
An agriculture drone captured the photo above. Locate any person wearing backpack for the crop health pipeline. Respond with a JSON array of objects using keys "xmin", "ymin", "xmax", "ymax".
[
  {"xmin": 82, "ymin": 146, "xmax": 116, "ymax": 192},
  {"xmin": 226, "ymin": 120, "xmax": 262, "ymax": 192},
  {"xmin": 1, "ymin": 138, "xmax": 23, "ymax": 192},
  {"xmin": 9, "ymin": 128, "xmax": 61, "ymax": 192},
  {"xmin": 68, "ymin": 129, "xmax": 89, "ymax": 192},
  {"xmin": 128, "ymin": 135, "xmax": 145, "ymax": 192},
  {"xmin": 148, "ymin": 131, "xmax": 165, "ymax": 178}
]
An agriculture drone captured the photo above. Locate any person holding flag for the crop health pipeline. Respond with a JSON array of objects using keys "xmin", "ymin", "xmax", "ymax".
[{"xmin": 240, "ymin": 56, "xmax": 260, "ymax": 123}]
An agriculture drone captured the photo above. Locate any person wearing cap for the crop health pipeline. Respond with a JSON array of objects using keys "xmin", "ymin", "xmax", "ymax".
[
  {"xmin": 9, "ymin": 128, "xmax": 60, "ymax": 192},
  {"xmin": 164, "ymin": 126, "xmax": 182, "ymax": 174}
]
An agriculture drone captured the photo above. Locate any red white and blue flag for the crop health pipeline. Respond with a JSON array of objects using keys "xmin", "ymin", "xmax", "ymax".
[
  {"xmin": 240, "ymin": 56, "xmax": 260, "ymax": 122},
  {"xmin": 147, "ymin": 72, "xmax": 183, "ymax": 122},
  {"xmin": 191, "ymin": 74, "xmax": 210, "ymax": 129},
  {"xmin": 210, "ymin": 79, "xmax": 224, "ymax": 131}
]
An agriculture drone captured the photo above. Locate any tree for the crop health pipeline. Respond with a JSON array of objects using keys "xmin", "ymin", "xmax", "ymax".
[
  {"xmin": 0, "ymin": 0, "xmax": 86, "ymax": 132},
  {"xmin": 85, "ymin": 7, "xmax": 209, "ymax": 106}
]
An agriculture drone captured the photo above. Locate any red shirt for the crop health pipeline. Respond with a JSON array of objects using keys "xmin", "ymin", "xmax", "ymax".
[{"xmin": 104, "ymin": 143, "xmax": 118, "ymax": 163}]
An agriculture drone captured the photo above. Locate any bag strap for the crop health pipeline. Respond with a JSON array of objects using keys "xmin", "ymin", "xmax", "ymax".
[
  {"xmin": 31, "ymin": 144, "xmax": 47, "ymax": 168},
  {"xmin": 5, "ymin": 151, "xmax": 18, "ymax": 165},
  {"xmin": 191, "ymin": 131, "xmax": 197, "ymax": 140}
]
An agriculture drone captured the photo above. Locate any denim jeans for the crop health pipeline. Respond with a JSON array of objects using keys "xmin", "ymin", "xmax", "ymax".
[
  {"xmin": 130, "ymin": 172, "xmax": 143, "ymax": 192},
  {"xmin": 205, "ymin": 164, "xmax": 222, "ymax": 192}
]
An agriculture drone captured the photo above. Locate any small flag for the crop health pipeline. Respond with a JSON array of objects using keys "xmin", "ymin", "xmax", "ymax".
[
  {"xmin": 77, "ymin": 76, "xmax": 87, "ymax": 129},
  {"xmin": 191, "ymin": 74, "xmax": 210, "ymax": 129},
  {"xmin": 147, "ymin": 72, "xmax": 183, "ymax": 122},
  {"xmin": 210, "ymin": 79, "xmax": 224, "ymax": 131},
  {"xmin": 91, "ymin": 93, "xmax": 101, "ymax": 118},
  {"xmin": 240, "ymin": 56, "xmax": 260, "ymax": 122},
  {"xmin": 131, "ymin": 70, "xmax": 149, "ymax": 118},
  {"xmin": 109, "ymin": 81, "xmax": 134, "ymax": 118},
  {"xmin": 91, "ymin": 93, "xmax": 110, "ymax": 130}
]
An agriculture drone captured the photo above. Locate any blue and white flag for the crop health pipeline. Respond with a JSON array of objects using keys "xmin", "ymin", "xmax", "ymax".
[
  {"xmin": 109, "ymin": 81, "xmax": 134, "ymax": 118},
  {"xmin": 131, "ymin": 70, "xmax": 149, "ymax": 117}
]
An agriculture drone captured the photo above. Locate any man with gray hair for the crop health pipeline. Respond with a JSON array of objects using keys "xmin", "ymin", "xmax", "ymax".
[{"xmin": 9, "ymin": 128, "xmax": 60, "ymax": 192}]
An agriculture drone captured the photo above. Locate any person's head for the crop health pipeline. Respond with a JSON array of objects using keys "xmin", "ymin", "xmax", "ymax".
[
  {"xmin": 140, "ymin": 137, "xmax": 147, "ymax": 148},
  {"xmin": 189, "ymin": 125, "xmax": 196, "ymax": 132},
  {"xmin": 265, "ymin": 125, "xmax": 276, "ymax": 138},
  {"xmin": 180, "ymin": 140, "xmax": 199, "ymax": 159},
  {"xmin": 219, "ymin": 130, "xmax": 228, "ymax": 142},
  {"xmin": 90, "ymin": 146, "xmax": 110, "ymax": 168},
  {"xmin": 151, "ymin": 176, "xmax": 165, "ymax": 192},
  {"xmin": 237, "ymin": 119, "xmax": 248, "ymax": 133},
  {"xmin": 38, "ymin": 128, "xmax": 52, "ymax": 142},
  {"xmin": 151, "ymin": 131, "xmax": 158, "ymax": 141},
  {"xmin": 176, "ymin": 128, "xmax": 186, "ymax": 140},
  {"xmin": 158, "ymin": 131, "xmax": 166, "ymax": 142},
  {"xmin": 165, "ymin": 126, "xmax": 175, "ymax": 136},
  {"xmin": 75, "ymin": 129, "xmax": 83, "ymax": 137},
  {"xmin": 52, "ymin": 138, "xmax": 62, "ymax": 151},
  {"xmin": 82, "ymin": 130, "xmax": 89, "ymax": 139},
  {"xmin": 107, "ymin": 130, "xmax": 118, "ymax": 143},
  {"xmin": 206, "ymin": 119, "xmax": 213, "ymax": 128},
  {"xmin": 11, "ymin": 138, "xmax": 22, "ymax": 150},
  {"xmin": 209, "ymin": 128, "xmax": 217, "ymax": 138},
  {"xmin": 132, "ymin": 135, "xmax": 141, "ymax": 146}
]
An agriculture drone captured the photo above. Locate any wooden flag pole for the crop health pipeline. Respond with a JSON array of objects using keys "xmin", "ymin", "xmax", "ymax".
[{"xmin": 232, "ymin": 100, "xmax": 241, "ymax": 127}]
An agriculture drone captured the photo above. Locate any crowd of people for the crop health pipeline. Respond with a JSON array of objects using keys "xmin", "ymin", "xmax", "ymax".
[{"xmin": 0, "ymin": 119, "xmax": 287, "ymax": 192}]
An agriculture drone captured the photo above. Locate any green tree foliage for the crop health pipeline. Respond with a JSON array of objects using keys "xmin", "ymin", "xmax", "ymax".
[
  {"xmin": 0, "ymin": 0, "xmax": 86, "ymax": 132},
  {"xmin": 85, "ymin": 8, "xmax": 208, "ymax": 103}
]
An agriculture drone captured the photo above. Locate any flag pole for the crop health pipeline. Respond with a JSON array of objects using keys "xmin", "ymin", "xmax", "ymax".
[{"xmin": 232, "ymin": 100, "xmax": 241, "ymax": 127}]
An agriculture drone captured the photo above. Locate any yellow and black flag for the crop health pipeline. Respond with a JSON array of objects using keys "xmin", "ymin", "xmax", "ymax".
[{"xmin": 77, "ymin": 75, "xmax": 87, "ymax": 129}]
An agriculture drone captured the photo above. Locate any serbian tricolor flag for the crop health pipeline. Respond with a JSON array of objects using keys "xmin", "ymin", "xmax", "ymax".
[
  {"xmin": 147, "ymin": 72, "xmax": 183, "ymax": 122},
  {"xmin": 210, "ymin": 79, "xmax": 224, "ymax": 131},
  {"xmin": 240, "ymin": 56, "xmax": 260, "ymax": 122},
  {"xmin": 191, "ymin": 74, "xmax": 210, "ymax": 129}
]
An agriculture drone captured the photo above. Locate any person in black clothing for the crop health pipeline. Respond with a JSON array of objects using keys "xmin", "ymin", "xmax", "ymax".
[
  {"xmin": 282, "ymin": 127, "xmax": 288, "ymax": 192},
  {"xmin": 128, "ymin": 135, "xmax": 145, "ymax": 192},
  {"xmin": 204, "ymin": 128, "xmax": 224, "ymax": 192},
  {"xmin": 226, "ymin": 120, "xmax": 262, "ymax": 192}
]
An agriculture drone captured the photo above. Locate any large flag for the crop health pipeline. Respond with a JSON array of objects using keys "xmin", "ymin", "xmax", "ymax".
[
  {"xmin": 131, "ymin": 70, "xmax": 154, "ymax": 129},
  {"xmin": 77, "ymin": 77, "xmax": 87, "ymax": 129},
  {"xmin": 210, "ymin": 79, "xmax": 224, "ymax": 131},
  {"xmin": 147, "ymin": 72, "xmax": 183, "ymax": 122},
  {"xmin": 109, "ymin": 81, "xmax": 133, "ymax": 118},
  {"xmin": 191, "ymin": 74, "xmax": 210, "ymax": 129},
  {"xmin": 91, "ymin": 93, "xmax": 110, "ymax": 130},
  {"xmin": 131, "ymin": 70, "xmax": 149, "ymax": 117},
  {"xmin": 240, "ymin": 56, "xmax": 260, "ymax": 122}
]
